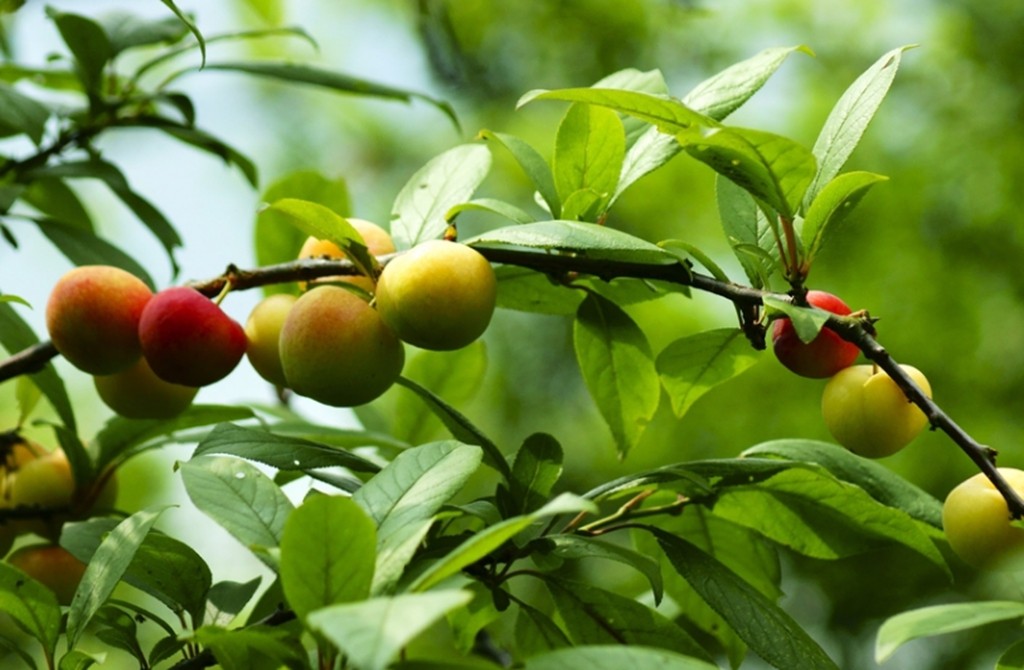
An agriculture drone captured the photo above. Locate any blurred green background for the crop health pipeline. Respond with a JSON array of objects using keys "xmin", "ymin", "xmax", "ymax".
[{"xmin": 2, "ymin": 0, "xmax": 1024, "ymax": 667}]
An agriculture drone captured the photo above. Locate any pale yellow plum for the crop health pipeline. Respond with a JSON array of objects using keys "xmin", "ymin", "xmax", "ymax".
[
  {"xmin": 943, "ymin": 469, "xmax": 1024, "ymax": 570},
  {"xmin": 45, "ymin": 265, "xmax": 152, "ymax": 374},
  {"xmin": 821, "ymin": 364, "xmax": 931, "ymax": 458},
  {"xmin": 244, "ymin": 293, "xmax": 297, "ymax": 387},
  {"xmin": 297, "ymin": 218, "xmax": 395, "ymax": 291},
  {"xmin": 94, "ymin": 356, "xmax": 198, "ymax": 419},
  {"xmin": 375, "ymin": 240, "xmax": 496, "ymax": 351},
  {"xmin": 279, "ymin": 286, "xmax": 404, "ymax": 407}
]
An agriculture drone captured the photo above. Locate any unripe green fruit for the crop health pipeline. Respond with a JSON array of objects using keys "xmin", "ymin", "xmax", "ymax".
[
  {"xmin": 45, "ymin": 265, "xmax": 153, "ymax": 374},
  {"xmin": 280, "ymin": 286, "xmax": 404, "ymax": 407},
  {"xmin": 771, "ymin": 290, "xmax": 860, "ymax": 379},
  {"xmin": 7, "ymin": 543, "xmax": 86, "ymax": 606},
  {"xmin": 821, "ymin": 364, "xmax": 931, "ymax": 458},
  {"xmin": 375, "ymin": 240, "xmax": 496, "ymax": 351},
  {"xmin": 943, "ymin": 468, "xmax": 1024, "ymax": 570},
  {"xmin": 94, "ymin": 356, "xmax": 198, "ymax": 419},
  {"xmin": 139, "ymin": 287, "xmax": 247, "ymax": 387},
  {"xmin": 244, "ymin": 293, "xmax": 297, "ymax": 387}
]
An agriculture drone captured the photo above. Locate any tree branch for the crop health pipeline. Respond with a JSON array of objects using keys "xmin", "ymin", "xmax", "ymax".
[{"xmin": 4, "ymin": 246, "xmax": 1022, "ymax": 518}]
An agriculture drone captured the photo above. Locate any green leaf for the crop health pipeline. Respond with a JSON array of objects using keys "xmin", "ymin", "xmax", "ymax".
[
  {"xmin": 445, "ymin": 198, "xmax": 536, "ymax": 226},
  {"xmin": 0, "ymin": 82, "xmax": 49, "ymax": 143},
  {"xmin": 800, "ymin": 171, "xmax": 888, "ymax": 267},
  {"xmin": 574, "ymin": 293, "xmax": 660, "ymax": 457},
  {"xmin": 876, "ymin": 601, "xmax": 1024, "ymax": 663},
  {"xmin": 741, "ymin": 439, "xmax": 943, "ymax": 528},
  {"xmin": 205, "ymin": 578, "xmax": 262, "ymax": 627},
  {"xmin": 0, "ymin": 302, "xmax": 76, "ymax": 432},
  {"xmin": 678, "ymin": 126, "xmax": 816, "ymax": 220},
  {"xmin": 262, "ymin": 198, "xmax": 376, "ymax": 278},
  {"xmin": 546, "ymin": 579, "xmax": 711, "ymax": 661},
  {"xmin": 391, "ymin": 342, "xmax": 488, "ymax": 445},
  {"xmin": 280, "ymin": 495, "xmax": 376, "ymax": 622},
  {"xmin": 502, "ymin": 432, "xmax": 563, "ymax": 517},
  {"xmin": 194, "ymin": 422, "xmax": 380, "ymax": 474},
  {"xmin": 659, "ymin": 240, "xmax": 731, "ymax": 284},
  {"xmin": 524, "ymin": 646, "xmax": 719, "ymax": 670},
  {"xmin": 515, "ymin": 599, "xmax": 572, "ymax": 658},
  {"xmin": 654, "ymin": 530, "xmax": 839, "ymax": 670},
  {"xmin": 761, "ymin": 295, "xmax": 830, "ymax": 344},
  {"xmin": 409, "ymin": 493, "xmax": 595, "ymax": 593},
  {"xmin": 998, "ymin": 639, "xmax": 1024, "ymax": 670},
  {"xmin": 0, "ymin": 561, "xmax": 60, "ymax": 664},
  {"xmin": 535, "ymin": 534, "xmax": 663, "ymax": 604},
  {"xmin": 491, "ymin": 265, "xmax": 584, "ymax": 315},
  {"xmin": 159, "ymin": 0, "xmax": 206, "ymax": 66},
  {"xmin": 194, "ymin": 625, "xmax": 306, "ymax": 670},
  {"xmin": 140, "ymin": 118, "xmax": 258, "ymax": 188},
  {"xmin": 466, "ymin": 220, "xmax": 675, "ymax": 266},
  {"xmin": 591, "ymin": 68, "xmax": 669, "ymax": 145},
  {"xmin": 711, "ymin": 467, "xmax": 949, "ymax": 574},
  {"xmin": 552, "ymin": 103, "xmax": 625, "ymax": 219},
  {"xmin": 352, "ymin": 441, "xmax": 482, "ymax": 593},
  {"xmin": 66, "ymin": 506, "xmax": 169, "ymax": 646},
  {"xmin": 97, "ymin": 12, "xmax": 189, "ymax": 56},
  {"xmin": 391, "ymin": 143, "xmax": 491, "ymax": 249},
  {"xmin": 612, "ymin": 125, "xmax": 681, "ymax": 205},
  {"xmin": 806, "ymin": 46, "xmax": 913, "ymax": 204},
  {"xmin": 201, "ymin": 61, "xmax": 459, "ymax": 129},
  {"xmin": 62, "ymin": 518, "xmax": 212, "ymax": 625},
  {"xmin": 394, "ymin": 377, "xmax": 509, "ymax": 479},
  {"xmin": 518, "ymin": 88, "xmax": 714, "ymax": 136},
  {"xmin": 58, "ymin": 649, "xmax": 103, "ymax": 670},
  {"xmin": 716, "ymin": 176, "xmax": 777, "ymax": 288},
  {"xmin": 658, "ymin": 328, "xmax": 761, "ymax": 419},
  {"xmin": 34, "ymin": 219, "xmax": 154, "ymax": 288},
  {"xmin": 47, "ymin": 9, "xmax": 112, "ymax": 96},
  {"xmin": 308, "ymin": 590, "xmax": 473, "ymax": 670},
  {"xmin": 683, "ymin": 46, "xmax": 811, "ymax": 122},
  {"xmin": 478, "ymin": 130, "xmax": 560, "ymax": 217},
  {"xmin": 180, "ymin": 456, "xmax": 294, "ymax": 567},
  {"xmin": 22, "ymin": 178, "xmax": 93, "ymax": 232}
]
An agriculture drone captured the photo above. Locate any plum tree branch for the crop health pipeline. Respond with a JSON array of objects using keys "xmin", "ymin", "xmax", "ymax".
[{"xmin": 3, "ymin": 246, "xmax": 1023, "ymax": 518}]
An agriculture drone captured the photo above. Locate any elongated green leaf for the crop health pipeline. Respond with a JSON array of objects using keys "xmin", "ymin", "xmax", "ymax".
[
  {"xmin": 62, "ymin": 518, "xmax": 212, "ymax": 625},
  {"xmin": 503, "ymin": 432, "xmax": 563, "ymax": 517},
  {"xmin": 654, "ymin": 530, "xmax": 838, "ymax": 670},
  {"xmin": 22, "ymin": 178, "xmax": 93, "ymax": 232},
  {"xmin": 47, "ymin": 9, "xmax": 111, "ymax": 95},
  {"xmin": 98, "ymin": 12, "xmax": 188, "ymax": 55},
  {"xmin": 194, "ymin": 422, "xmax": 380, "ymax": 473},
  {"xmin": 180, "ymin": 456, "xmax": 294, "ymax": 566},
  {"xmin": 552, "ymin": 103, "xmax": 625, "ymax": 219},
  {"xmin": 535, "ymin": 534, "xmax": 663, "ymax": 603},
  {"xmin": 518, "ymin": 88, "xmax": 714, "ymax": 135},
  {"xmin": 679, "ymin": 126, "xmax": 816, "ymax": 220},
  {"xmin": 59, "ymin": 649, "xmax": 103, "ymax": 669},
  {"xmin": 262, "ymin": 198, "xmax": 375, "ymax": 278},
  {"xmin": 741, "ymin": 439, "xmax": 942, "ymax": 528},
  {"xmin": 0, "ymin": 82, "xmax": 49, "ymax": 143},
  {"xmin": 0, "ymin": 561, "xmax": 60, "ymax": 663},
  {"xmin": 392, "ymin": 342, "xmax": 488, "ymax": 446},
  {"xmin": 391, "ymin": 144, "xmax": 491, "ymax": 249},
  {"xmin": 66, "ymin": 507, "xmax": 168, "ymax": 645},
  {"xmin": 716, "ymin": 176, "xmax": 776, "ymax": 287},
  {"xmin": 308, "ymin": 590, "xmax": 473, "ymax": 670},
  {"xmin": 410, "ymin": 493, "xmax": 595, "ymax": 593},
  {"xmin": 525, "ymin": 646, "xmax": 718, "ymax": 670},
  {"xmin": 445, "ymin": 198, "xmax": 536, "ymax": 225},
  {"xmin": 492, "ymin": 265, "xmax": 584, "ymax": 315},
  {"xmin": 194, "ymin": 625, "xmax": 306, "ymax": 670},
  {"xmin": 466, "ymin": 220, "xmax": 675, "ymax": 266},
  {"xmin": 255, "ymin": 171, "xmax": 350, "ymax": 292},
  {"xmin": 547, "ymin": 579, "xmax": 711, "ymax": 661},
  {"xmin": 658, "ymin": 328, "xmax": 761, "ymax": 418},
  {"xmin": 683, "ymin": 46, "xmax": 811, "ymax": 122},
  {"xmin": 352, "ymin": 441, "xmax": 482, "ymax": 593},
  {"xmin": 515, "ymin": 599, "xmax": 572, "ymax": 658},
  {"xmin": 998, "ymin": 639, "xmax": 1024, "ymax": 670},
  {"xmin": 0, "ymin": 302, "xmax": 76, "ymax": 432},
  {"xmin": 574, "ymin": 293, "xmax": 660, "ymax": 457},
  {"xmin": 394, "ymin": 376, "xmax": 509, "ymax": 479},
  {"xmin": 800, "ymin": 171, "xmax": 887, "ymax": 267},
  {"xmin": 280, "ymin": 495, "xmax": 375, "ymax": 621},
  {"xmin": 711, "ymin": 467, "xmax": 949, "ymax": 574},
  {"xmin": 34, "ymin": 219, "xmax": 154, "ymax": 288},
  {"xmin": 806, "ymin": 46, "xmax": 912, "ymax": 204},
  {"xmin": 139, "ymin": 119, "xmax": 258, "ymax": 187},
  {"xmin": 478, "ymin": 130, "xmax": 560, "ymax": 217},
  {"xmin": 761, "ymin": 295, "xmax": 830, "ymax": 344},
  {"xmin": 876, "ymin": 601, "xmax": 1024, "ymax": 663},
  {"xmin": 592, "ymin": 68, "xmax": 669, "ymax": 146},
  {"xmin": 158, "ymin": 0, "xmax": 205, "ymax": 65}
]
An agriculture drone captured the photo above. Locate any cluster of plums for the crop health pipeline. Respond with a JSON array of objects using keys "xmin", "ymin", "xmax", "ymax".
[
  {"xmin": 44, "ymin": 220, "xmax": 497, "ymax": 415},
  {"xmin": 772, "ymin": 290, "xmax": 1024, "ymax": 571},
  {"xmin": 1, "ymin": 437, "xmax": 110, "ymax": 604}
]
